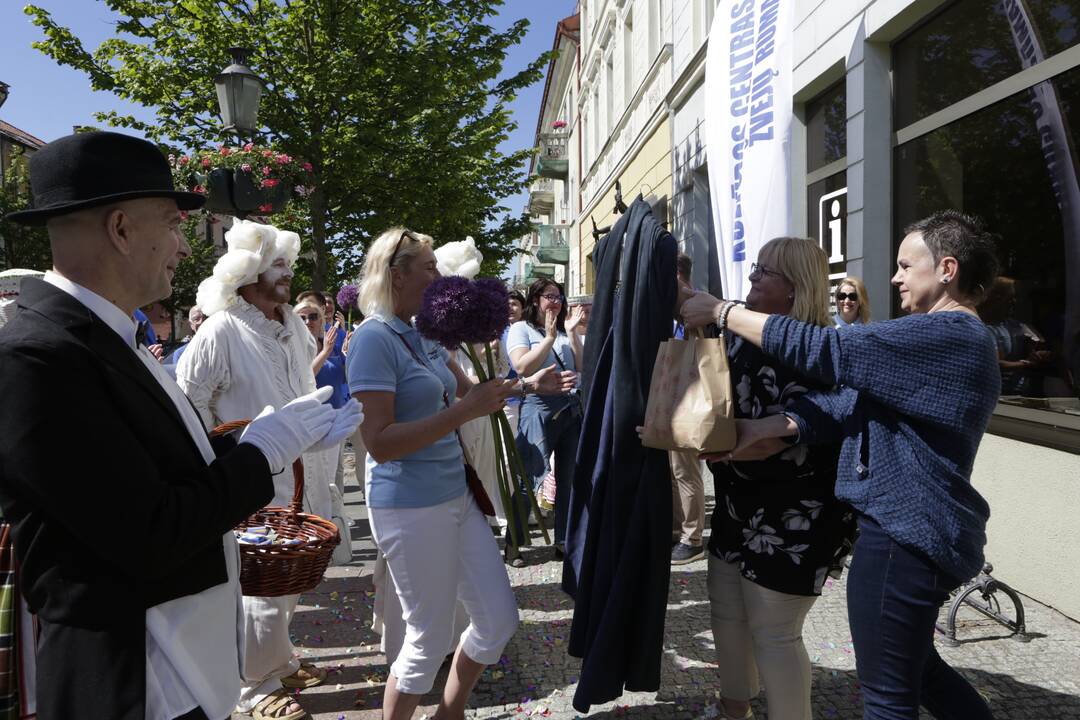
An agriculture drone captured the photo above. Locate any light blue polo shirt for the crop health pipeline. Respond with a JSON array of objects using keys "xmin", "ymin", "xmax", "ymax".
[
  {"xmin": 506, "ymin": 320, "xmax": 576, "ymax": 374},
  {"xmin": 346, "ymin": 314, "xmax": 465, "ymax": 509}
]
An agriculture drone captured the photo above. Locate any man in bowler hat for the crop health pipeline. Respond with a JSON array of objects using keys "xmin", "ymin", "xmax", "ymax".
[{"xmin": 0, "ymin": 131, "xmax": 361, "ymax": 720}]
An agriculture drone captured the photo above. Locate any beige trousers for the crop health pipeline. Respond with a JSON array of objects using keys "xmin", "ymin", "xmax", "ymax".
[
  {"xmin": 669, "ymin": 449, "xmax": 705, "ymax": 546},
  {"xmin": 235, "ymin": 593, "xmax": 302, "ymax": 711},
  {"xmin": 707, "ymin": 554, "xmax": 817, "ymax": 720}
]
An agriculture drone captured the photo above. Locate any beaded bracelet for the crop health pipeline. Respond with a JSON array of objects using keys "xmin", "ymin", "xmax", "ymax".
[{"xmin": 717, "ymin": 300, "xmax": 738, "ymax": 330}]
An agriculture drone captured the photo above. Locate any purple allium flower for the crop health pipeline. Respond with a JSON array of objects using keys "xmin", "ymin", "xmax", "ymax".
[
  {"xmin": 336, "ymin": 284, "xmax": 359, "ymax": 311},
  {"xmin": 416, "ymin": 276, "xmax": 509, "ymax": 347}
]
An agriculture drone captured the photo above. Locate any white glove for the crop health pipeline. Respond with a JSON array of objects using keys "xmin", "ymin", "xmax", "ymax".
[
  {"xmin": 239, "ymin": 386, "xmax": 337, "ymax": 471},
  {"xmin": 306, "ymin": 397, "xmax": 365, "ymax": 454}
]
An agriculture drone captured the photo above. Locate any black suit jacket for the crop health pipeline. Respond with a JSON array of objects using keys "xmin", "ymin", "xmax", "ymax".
[{"xmin": 0, "ymin": 278, "xmax": 274, "ymax": 719}]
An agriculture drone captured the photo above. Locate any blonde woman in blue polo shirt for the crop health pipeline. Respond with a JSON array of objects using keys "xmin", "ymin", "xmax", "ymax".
[{"xmin": 347, "ymin": 228, "xmax": 573, "ymax": 720}]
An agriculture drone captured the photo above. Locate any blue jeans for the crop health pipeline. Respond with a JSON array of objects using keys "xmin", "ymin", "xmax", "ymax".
[
  {"xmin": 507, "ymin": 395, "xmax": 581, "ymax": 546},
  {"xmin": 847, "ymin": 516, "xmax": 993, "ymax": 720}
]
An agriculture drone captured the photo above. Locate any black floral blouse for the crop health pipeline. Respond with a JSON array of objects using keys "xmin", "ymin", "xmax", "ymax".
[{"xmin": 707, "ymin": 335, "xmax": 856, "ymax": 596}]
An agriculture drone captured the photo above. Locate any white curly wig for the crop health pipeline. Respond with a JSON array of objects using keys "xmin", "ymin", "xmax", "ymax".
[{"xmin": 196, "ymin": 219, "xmax": 302, "ymax": 315}]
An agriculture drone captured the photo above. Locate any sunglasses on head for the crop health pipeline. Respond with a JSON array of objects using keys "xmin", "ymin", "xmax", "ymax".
[
  {"xmin": 388, "ymin": 229, "xmax": 419, "ymax": 268},
  {"xmin": 836, "ymin": 292, "xmax": 859, "ymax": 302}
]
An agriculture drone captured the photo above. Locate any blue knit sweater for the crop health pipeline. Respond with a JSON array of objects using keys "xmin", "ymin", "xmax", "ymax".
[{"xmin": 762, "ymin": 311, "xmax": 1000, "ymax": 582}]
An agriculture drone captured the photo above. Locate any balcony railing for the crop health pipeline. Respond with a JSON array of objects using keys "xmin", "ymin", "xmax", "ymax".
[
  {"xmin": 535, "ymin": 223, "xmax": 571, "ymax": 264},
  {"xmin": 537, "ymin": 130, "xmax": 570, "ymax": 180},
  {"xmin": 527, "ymin": 176, "xmax": 555, "ymax": 215}
]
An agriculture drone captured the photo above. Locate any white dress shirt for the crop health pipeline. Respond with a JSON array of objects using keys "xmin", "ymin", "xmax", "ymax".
[{"xmin": 43, "ymin": 271, "xmax": 243, "ymax": 720}]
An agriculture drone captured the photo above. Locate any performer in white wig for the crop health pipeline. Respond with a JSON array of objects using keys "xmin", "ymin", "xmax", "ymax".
[{"xmin": 177, "ymin": 218, "xmax": 362, "ymax": 720}]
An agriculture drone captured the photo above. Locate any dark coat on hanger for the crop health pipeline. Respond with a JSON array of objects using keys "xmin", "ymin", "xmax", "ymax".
[{"xmin": 562, "ymin": 197, "xmax": 678, "ymax": 713}]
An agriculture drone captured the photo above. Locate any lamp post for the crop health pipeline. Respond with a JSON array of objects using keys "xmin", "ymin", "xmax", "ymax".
[
  {"xmin": 214, "ymin": 48, "xmax": 263, "ymax": 136},
  {"xmin": 0, "ymin": 82, "xmax": 10, "ymax": 111},
  {"xmin": 211, "ymin": 49, "xmax": 265, "ymax": 219}
]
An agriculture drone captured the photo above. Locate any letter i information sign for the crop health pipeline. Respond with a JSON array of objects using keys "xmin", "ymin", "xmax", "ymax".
[{"xmin": 705, "ymin": 0, "xmax": 794, "ymax": 302}]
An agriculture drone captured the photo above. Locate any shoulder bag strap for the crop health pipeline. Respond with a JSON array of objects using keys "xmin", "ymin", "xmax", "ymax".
[{"xmin": 393, "ymin": 333, "xmax": 496, "ymax": 516}]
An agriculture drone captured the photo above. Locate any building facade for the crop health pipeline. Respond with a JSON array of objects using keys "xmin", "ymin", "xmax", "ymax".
[
  {"xmin": 518, "ymin": 15, "xmax": 580, "ymax": 292},
  {"xmin": 530, "ymin": 0, "xmax": 1080, "ymax": 620}
]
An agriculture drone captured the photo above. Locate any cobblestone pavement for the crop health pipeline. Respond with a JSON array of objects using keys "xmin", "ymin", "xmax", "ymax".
[{"xmin": 258, "ymin": 453, "xmax": 1080, "ymax": 720}]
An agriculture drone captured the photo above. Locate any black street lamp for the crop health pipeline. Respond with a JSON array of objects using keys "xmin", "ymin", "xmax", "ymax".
[
  {"xmin": 214, "ymin": 48, "xmax": 263, "ymax": 136},
  {"xmin": 0, "ymin": 82, "xmax": 10, "ymax": 111}
]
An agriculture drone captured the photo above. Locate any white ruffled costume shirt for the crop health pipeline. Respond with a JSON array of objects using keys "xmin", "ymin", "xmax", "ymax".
[{"xmin": 175, "ymin": 297, "xmax": 336, "ymax": 519}]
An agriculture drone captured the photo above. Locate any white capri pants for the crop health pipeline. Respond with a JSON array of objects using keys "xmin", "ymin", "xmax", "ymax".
[
  {"xmin": 707, "ymin": 553, "xmax": 818, "ymax": 720},
  {"xmin": 369, "ymin": 491, "xmax": 519, "ymax": 695}
]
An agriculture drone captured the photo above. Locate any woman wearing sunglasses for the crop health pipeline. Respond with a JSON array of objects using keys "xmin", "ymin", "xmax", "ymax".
[
  {"xmin": 504, "ymin": 279, "xmax": 584, "ymax": 566},
  {"xmin": 347, "ymin": 228, "xmax": 574, "ymax": 720},
  {"xmin": 294, "ymin": 298, "xmax": 349, "ymax": 406},
  {"xmin": 834, "ymin": 277, "xmax": 872, "ymax": 327}
]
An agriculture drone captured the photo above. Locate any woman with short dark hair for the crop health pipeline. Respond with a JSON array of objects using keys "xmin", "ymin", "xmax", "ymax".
[{"xmin": 682, "ymin": 210, "xmax": 999, "ymax": 720}]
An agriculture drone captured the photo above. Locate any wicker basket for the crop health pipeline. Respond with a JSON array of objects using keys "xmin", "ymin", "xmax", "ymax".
[{"xmin": 211, "ymin": 420, "xmax": 341, "ymax": 597}]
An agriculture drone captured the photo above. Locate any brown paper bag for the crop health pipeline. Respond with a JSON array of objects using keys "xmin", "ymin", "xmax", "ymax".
[{"xmin": 640, "ymin": 333, "xmax": 736, "ymax": 453}]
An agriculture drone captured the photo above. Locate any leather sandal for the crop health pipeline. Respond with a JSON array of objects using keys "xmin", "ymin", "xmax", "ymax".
[
  {"xmin": 280, "ymin": 661, "xmax": 326, "ymax": 689},
  {"xmin": 251, "ymin": 688, "xmax": 306, "ymax": 720},
  {"xmin": 504, "ymin": 544, "xmax": 525, "ymax": 568}
]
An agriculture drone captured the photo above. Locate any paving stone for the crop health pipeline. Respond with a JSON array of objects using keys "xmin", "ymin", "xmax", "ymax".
[{"xmin": 240, "ymin": 450, "xmax": 1080, "ymax": 719}]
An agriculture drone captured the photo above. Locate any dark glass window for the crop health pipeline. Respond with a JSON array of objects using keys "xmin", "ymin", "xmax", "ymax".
[
  {"xmin": 806, "ymin": 81, "xmax": 847, "ymax": 172},
  {"xmin": 807, "ymin": 172, "xmax": 849, "ymax": 303},
  {"xmin": 894, "ymin": 0, "xmax": 1080, "ymax": 129},
  {"xmin": 894, "ymin": 66, "xmax": 1080, "ymax": 413}
]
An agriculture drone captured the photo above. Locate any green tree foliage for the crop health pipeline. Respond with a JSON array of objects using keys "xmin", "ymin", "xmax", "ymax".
[
  {"xmin": 0, "ymin": 146, "xmax": 52, "ymax": 271},
  {"xmin": 25, "ymin": 0, "xmax": 545, "ymax": 291}
]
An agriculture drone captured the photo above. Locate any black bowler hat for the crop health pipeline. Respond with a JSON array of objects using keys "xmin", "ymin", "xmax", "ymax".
[{"xmin": 5, "ymin": 131, "xmax": 205, "ymax": 226}]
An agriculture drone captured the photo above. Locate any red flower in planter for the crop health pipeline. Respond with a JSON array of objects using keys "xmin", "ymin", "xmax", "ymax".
[
  {"xmin": 259, "ymin": 203, "xmax": 274, "ymax": 213},
  {"xmin": 219, "ymin": 146, "xmax": 232, "ymax": 156},
  {"xmin": 240, "ymin": 163, "xmax": 252, "ymax": 172},
  {"xmin": 193, "ymin": 184, "xmax": 206, "ymax": 194},
  {"xmin": 276, "ymin": 154, "xmax": 292, "ymax": 164},
  {"xmin": 179, "ymin": 155, "xmax": 189, "ymax": 165},
  {"xmin": 261, "ymin": 178, "xmax": 280, "ymax": 188},
  {"xmin": 303, "ymin": 162, "xmax": 313, "ymax": 172},
  {"xmin": 201, "ymin": 157, "xmax": 212, "ymax": 168},
  {"xmin": 262, "ymin": 149, "xmax": 274, "ymax": 158},
  {"xmin": 262, "ymin": 166, "xmax": 271, "ymax": 176},
  {"xmin": 243, "ymin": 143, "xmax": 254, "ymax": 152}
]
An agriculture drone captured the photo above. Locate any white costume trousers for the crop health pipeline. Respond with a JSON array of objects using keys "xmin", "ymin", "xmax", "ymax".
[
  {"xmin": 235, "ymin": 593, "xmax": 301, "ymax": 711},
  {"xmin": 369, "ymin": 492, "xmax": 519, "ymax": 695}
]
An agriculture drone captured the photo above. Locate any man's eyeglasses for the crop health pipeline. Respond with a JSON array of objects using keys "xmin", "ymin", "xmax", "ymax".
[
  {"xmin": 749, "ymin": 263, "xmax": 785, "ymax": 280},
  {"xmin": 835, "ymin": 292, "xmax": 859, "ymax": 302},
  {"xmin": 299, "ymin": 313, "xmax": 321, "ymax": 322},
  {"xmin": 541, "ymin": 293, "xmax": 565, "ymax": 303},
  {"xmin": 388, "ymin": 229, "xmax": 419, "ymax": 268}
]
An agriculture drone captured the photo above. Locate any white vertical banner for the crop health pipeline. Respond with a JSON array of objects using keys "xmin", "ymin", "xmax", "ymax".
[{"xmin": 705, "ymin": 0, "xmax": 794, "ymax": 302}]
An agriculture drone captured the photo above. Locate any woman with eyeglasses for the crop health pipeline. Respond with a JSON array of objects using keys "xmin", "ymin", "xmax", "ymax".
[
  {"xmin": 504, "ymin": 279, "xmax": 584, "ymax": 566},
  {"xmin": 346, "ymin": 228, "xmax": 574, "ymax": 720},
  {"xmin": 834, "ymin": 277, "xmax": 872, "ymax": 327},
  {"xmin": 681, "ymin": 211, "xmax": 999, "ymax": 720},
  {"xmin": 695, "ymin": 238, "xmax": 854, "ymax": 720}
]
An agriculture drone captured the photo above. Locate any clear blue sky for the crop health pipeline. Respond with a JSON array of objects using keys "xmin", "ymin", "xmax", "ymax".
[{"xmin": 0, "ymin": 0, "xmax": 577, "ymax": 223}]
